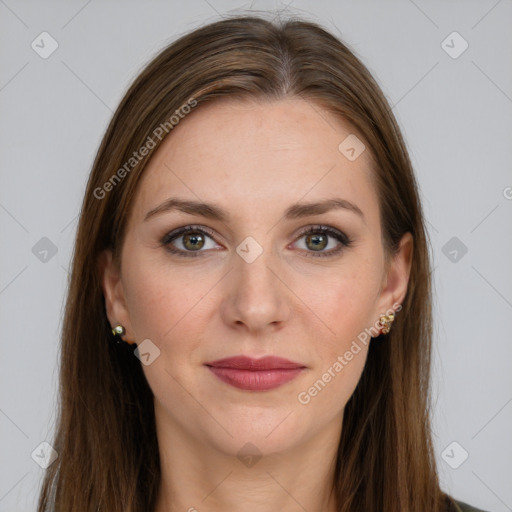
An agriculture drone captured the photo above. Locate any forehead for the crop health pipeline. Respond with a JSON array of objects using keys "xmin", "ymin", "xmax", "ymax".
[{"xmin": 129, "ymin": 96, "xmax": 379, "ymax": 227}]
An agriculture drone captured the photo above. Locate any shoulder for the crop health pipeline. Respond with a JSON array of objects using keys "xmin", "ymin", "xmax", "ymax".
[{"xmin": 451, "ymin": 498, "xmax": 491, "ymax": 512}]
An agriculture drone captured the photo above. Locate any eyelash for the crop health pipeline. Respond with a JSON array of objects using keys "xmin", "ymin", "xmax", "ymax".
[{"xmin": 160, "ymin": 224, "xmax": 353, "ymax": 259}]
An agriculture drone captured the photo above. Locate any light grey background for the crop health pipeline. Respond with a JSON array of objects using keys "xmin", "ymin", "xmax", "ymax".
[{"xmin": 1, "ymin": 1, "xmax": 511, "ymax": 511}]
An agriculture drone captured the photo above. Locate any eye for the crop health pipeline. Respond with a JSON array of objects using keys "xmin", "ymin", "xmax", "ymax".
[
  {"xmin": 161, "ymin": 225, "xmax": 221, "ymax": 257},
  {"xmin": 292, "ymin": 225, "xmax": 353, "ymax": 258},
  {"xmin": 161, "ymin": 224, "xmax": 353, "ymax": 258}
]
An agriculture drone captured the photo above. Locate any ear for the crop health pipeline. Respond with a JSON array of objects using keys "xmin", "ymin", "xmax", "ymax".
[
  {"xmin": 97, "ymin": 249, "xmax": 136, "ymax": 344},
  {"xmin": 375, "ymin": 232, "xmax": 413, "ymax": 316}
]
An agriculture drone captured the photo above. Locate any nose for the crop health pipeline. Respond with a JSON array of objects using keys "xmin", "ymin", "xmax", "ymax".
[{"xmin": 220, "ymin": 244, "xmax": 291, "ymax": 335}]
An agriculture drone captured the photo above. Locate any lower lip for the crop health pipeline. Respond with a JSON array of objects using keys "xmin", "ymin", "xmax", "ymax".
[{"xmin": 206, "ymin": 366, "xmax": 305, "ymax": 391}]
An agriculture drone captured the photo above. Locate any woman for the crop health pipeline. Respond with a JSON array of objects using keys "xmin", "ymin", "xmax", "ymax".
[{"xmin": 37, "ymin": 14, "xmax": 489, "ymax": 512}]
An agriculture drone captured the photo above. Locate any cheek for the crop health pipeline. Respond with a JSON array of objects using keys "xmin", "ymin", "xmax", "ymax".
[
  {"xmin": 122, "ymin": 256, "xmax": 209, "ymax": 342},
  {"xmin": 295, "ymin": 254, "xmax": 381, "ymax": 404},
  {"xmin": 304, "ymin": 258, "xmax": 382, "ymax": 345}
]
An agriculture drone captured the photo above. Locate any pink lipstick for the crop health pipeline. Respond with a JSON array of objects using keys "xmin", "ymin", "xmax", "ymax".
[{"xmin": 205, "ymin": 355, "xmax": 306, "ymax": 391}]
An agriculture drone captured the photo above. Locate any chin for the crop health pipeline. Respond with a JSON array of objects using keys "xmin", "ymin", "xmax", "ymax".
[{"xmin": 190, "ymin": 406, "xmax": 293, "ymax": 447}]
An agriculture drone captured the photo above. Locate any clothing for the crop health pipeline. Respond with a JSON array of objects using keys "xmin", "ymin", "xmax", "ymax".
[{"xmin": 453, "ymin": 498, "xmax": 491, "ymax": 512}]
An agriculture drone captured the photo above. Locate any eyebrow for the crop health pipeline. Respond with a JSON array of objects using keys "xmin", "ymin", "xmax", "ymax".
[{"xmin": 144, "ymin": 197, "xmax": 365, "ymax": 223}]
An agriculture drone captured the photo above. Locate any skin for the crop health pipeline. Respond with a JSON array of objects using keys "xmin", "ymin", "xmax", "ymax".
[{"xmin": 99, "ymin": 97, "xmax": 412, "ymax": 512}]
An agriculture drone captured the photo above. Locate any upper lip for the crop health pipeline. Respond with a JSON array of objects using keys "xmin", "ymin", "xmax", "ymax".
[{"xmin": 205, "ymin": 356, "xmax": 306, "ymax": 370}]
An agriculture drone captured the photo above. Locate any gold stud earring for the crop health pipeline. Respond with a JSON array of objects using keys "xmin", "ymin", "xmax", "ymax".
[
  {"xmin": 111, "ymin": 325, "xmax": 125, "ymax": 337},
  {"xmin": 378, "ymin": 313, "xmax": 395, "ymax": 335}
]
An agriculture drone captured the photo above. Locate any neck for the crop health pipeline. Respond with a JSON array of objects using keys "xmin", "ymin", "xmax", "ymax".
[{"xmin": 153, "ymin": 403, "xmax": 342, "ymax": 512}]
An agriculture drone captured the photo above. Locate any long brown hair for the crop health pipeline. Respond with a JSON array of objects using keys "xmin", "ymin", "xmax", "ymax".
[{"xmin": 38, "ymin": 14, "xmax": 456, "ymax": 512}]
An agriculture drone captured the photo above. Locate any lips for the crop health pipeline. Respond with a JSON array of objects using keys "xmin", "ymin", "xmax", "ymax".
[
  {"xmin": 205, "ymin": 355, "xmax": 306, "ymax": 370},
  {"xmin": 205, "ymin": 356, "xmax": 306, "ymax": 391}
]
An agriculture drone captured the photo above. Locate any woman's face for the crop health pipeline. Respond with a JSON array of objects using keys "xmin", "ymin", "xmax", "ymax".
[{"xmin": 101, "ymin": 97, "xmax": 411, "ymax": 457}]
